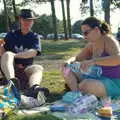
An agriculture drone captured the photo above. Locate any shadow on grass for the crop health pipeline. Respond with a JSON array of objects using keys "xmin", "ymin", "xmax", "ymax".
[
  {"xmin": 35, "ymin": 54, "xmax": 65, "ymax": 61},
  {"xmin": 16, "ymin": 113, "xmax": 62, "ymax": 120},
  {"xmin": 35, "ymin": 40, "xmax": 86, "ymax": 61},
  {"xmin": 42, "ymin": 40, "xmax": 86, "ymax": 54},
  {"xmin": 47, "ymin": 92, "xmax": 64, "ymax": 103}
]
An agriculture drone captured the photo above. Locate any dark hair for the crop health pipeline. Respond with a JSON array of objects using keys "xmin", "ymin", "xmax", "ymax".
[{"xmin": 81, "ymin": 17, "xmax": 111, "ymax": 34}]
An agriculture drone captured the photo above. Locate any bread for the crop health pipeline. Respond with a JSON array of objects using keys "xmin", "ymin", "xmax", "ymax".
[{"xmin": 98, "ymin": 107, "xmax": 112, "ymax": 117}]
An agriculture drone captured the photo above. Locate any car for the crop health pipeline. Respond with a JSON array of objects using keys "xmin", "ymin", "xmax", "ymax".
[
  {"xmin": 71, "ymin": 33, "xmax": 84, "ymax": 40},
  {"xmin": 0, "ymin": 32, "xmax": 7, "ymax": 39},
  {"xmin": 47, "ymin": 33, "xmax": 62, "ymax": 40},
  {"xmin": 46, "ymin": 33, "xmax": 54, "ymax": 39}
]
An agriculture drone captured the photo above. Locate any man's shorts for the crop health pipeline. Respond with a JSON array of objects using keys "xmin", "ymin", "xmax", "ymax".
[{"xmin": 15, "ymin": 64, "xmax": 28, "ymax": 90}]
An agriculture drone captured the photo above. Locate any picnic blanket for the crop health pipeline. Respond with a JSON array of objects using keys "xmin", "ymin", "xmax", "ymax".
[
  {"xmin": 15, "ymin": 100, "xmax": 119, "ymax": 120},
  {"xmin": 15, "ymin": 92, "xmax": 120, "ymax": 120}
]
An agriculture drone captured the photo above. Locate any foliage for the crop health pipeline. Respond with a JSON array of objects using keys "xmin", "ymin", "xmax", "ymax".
[
  {"xmin": 32, "ymin": 14, "xmax": 60, "ymax": 37},
  {"xmin": 19, "ymin": 0, "xmax": 48, "ymax": 6},
  {"xmin": 72, "ymin": 20, "xmax": 83, "ymax": 34},
  {"xmin": 0, "ymin": 11, "xmax": 6, "ymax": 32},
  {"xmin": 111, "ymin": 0, "xmax": 120, "ymax": 8}
]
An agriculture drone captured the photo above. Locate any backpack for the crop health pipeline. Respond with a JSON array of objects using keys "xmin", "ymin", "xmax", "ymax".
[{"xmin": 0, "ymin": 79, "xmax": 20, "ymax": 114}]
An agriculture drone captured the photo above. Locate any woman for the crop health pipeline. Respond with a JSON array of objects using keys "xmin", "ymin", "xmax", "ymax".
[{"xmin": 62, "ymin": 16, "xmax": 120, "ymax": 98}]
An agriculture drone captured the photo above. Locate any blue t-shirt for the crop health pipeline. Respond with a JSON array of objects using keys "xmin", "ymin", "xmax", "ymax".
[{"xmin": 4, "ymin": 30, "xmax": 41, "ymax": 66}]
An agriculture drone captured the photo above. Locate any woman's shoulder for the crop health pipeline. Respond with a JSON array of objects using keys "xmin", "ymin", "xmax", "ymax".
[
  {"xmin": 104, "ymin": 35, "xmax": 120, "ymax": 54},
  {"xmin": 104, "ymin": 34, "xmax": 119, "ymax": 45}
]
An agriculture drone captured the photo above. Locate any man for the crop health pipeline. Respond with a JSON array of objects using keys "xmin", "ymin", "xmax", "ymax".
[
  {"xmin": 0, "ymin": 9, "xmax": 49, "ymax": 107},
  {"xmin": 116, "ymin": 27, "xmax": 120, "ymax": 41}
]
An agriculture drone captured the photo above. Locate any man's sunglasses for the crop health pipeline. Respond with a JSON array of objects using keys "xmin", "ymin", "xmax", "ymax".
[{"xmin": 82, "ymin": 28, "xmax": 93, "ymax": 36}]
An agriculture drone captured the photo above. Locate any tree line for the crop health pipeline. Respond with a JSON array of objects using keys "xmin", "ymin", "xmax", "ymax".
[{"xmin": 0, "ymin": 0, "xmax": 120, "ymax": 40}]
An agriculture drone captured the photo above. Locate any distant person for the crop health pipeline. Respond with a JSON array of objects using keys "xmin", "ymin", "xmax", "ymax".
[
  {"xmin": 116, "ymin": 27, "xmax": 120, "ymax": 41},
  {"xmin": 0, "ymin": 9, "xmax": 49, "ymax": 106},
  {"xmin": 61, "ymin": 16, "xmax": 120, "ymax": 98}
]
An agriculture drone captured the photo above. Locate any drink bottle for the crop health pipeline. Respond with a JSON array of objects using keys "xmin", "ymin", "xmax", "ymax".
[
  {"xmin": 67, "ymin": 62, "xmax": 102, "ymax": 77},
  {"xmin": 67, "ymin": 62, "xmax": 80, "ymax": 73},
  {"xmin": 83, "ymin": 65, "xmax": 102, "ymax": 77}
]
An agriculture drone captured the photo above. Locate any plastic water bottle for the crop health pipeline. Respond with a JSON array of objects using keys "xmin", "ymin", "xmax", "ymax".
[
  {"xmin": 83, "ymin": 65, "xmax": 102, "ymax": 77},
  {"xmin": 67, "ymin": 62, "xmax": 102, "ymax": 77},
  {"xmin": 67, "ymin": 62, "xmax": 80, "ymax": 73}
]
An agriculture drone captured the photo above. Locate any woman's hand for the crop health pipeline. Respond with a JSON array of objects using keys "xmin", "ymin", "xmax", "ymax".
[{"xmin": 80, "ymin": 60, "xmax": 95, "ymax": 72}]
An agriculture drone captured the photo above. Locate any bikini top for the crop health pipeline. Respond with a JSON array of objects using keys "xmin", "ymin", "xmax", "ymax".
[{"xmin": 99, "ymin": 44, "xmax": 120, "ymax": 78}]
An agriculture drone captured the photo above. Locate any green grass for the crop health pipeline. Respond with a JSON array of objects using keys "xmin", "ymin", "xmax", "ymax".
[{"xmin": 3, "ymin": 39, "xmax": 86, "ymax": 120}]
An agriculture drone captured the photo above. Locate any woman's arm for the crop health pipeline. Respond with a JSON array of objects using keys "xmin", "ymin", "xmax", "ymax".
[
  {"xmin": 94, "ymin": 55, "xmax": 120, "ymax": 66},
  {"xmin": 75, "ymin": 43, "xmax": 93, "ymax": 61},
  {"xmin": 65, "ymin": 43, "xmax": 93, "ymax": 64}
]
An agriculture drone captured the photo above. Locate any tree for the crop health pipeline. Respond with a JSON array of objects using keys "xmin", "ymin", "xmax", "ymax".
[
  {"xmin": 66, "ymin": 0, "xmax": 71, "ymax": 38},
  {"xmin": 32, "ymin": 14, "xmax": 60, "ymax": 38},
  {"xmin": 90, "ymin": 0, "xmax": 94, "ymax": 16},
  {"xmin": 80, "ymin": 0, "xmax": 94, "ymax": 17},
  {"xmin": 72, "ymin": 20, "xmax": 83, "ymax": 34},
  {"xmin": 0, "ymin": 11, "xmax": 6, "ymax": 32},
  {"xmin": 61, "ymin": 0, "xmax": 68, "ymax": 39},
  {"xmin": 111, "ymin": 0, "xmax": 120, "ymax": 8},
  {"xmin": 102, "ymin": 0, "xmax": 110, "ymax": 24},
  {"xmin": 12, "ymin": 0, "xmax": 17, "ymax": 21},
  {"xmin": 50, "ymin": 0, "xmax": 58, "ymax": 40},
  {"xmin": 3, "ymin": 0, "xmax": 10, "ymax": 31}
]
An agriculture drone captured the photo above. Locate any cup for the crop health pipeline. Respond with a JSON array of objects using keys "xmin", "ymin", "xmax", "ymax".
[{"xmin": 0, "ymin": 39, "xmax": 5, "ymax": 47}]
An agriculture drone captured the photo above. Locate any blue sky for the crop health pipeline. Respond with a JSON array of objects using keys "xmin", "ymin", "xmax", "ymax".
[{"xmin": 0, "ymin": 0, "xmax": 120, "ymax": 33}]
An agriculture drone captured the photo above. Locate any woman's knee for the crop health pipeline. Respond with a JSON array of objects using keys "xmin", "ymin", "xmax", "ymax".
[{"xmin": 79, "ymin": 80, "xmax": 107, "ymax": 97}]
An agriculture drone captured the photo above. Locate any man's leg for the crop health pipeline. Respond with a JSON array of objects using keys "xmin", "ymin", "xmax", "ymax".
[
  {"xmin": 1, "ymin": 51, "xmax": 15, "ymax": 79},
  {"xmin": 24, "ymin": 64, "xmax": 49, "ymax": 98},
  {"xmin": 25, "ymin": 64, "xmax": 43, "ymax": 87}
]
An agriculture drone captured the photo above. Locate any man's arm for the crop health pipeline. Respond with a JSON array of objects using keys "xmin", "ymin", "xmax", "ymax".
[{"xmin": 15, "ymin": 49, "xmax": 37, "ymax": 59}]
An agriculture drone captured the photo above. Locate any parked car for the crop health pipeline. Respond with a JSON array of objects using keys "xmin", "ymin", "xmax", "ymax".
[
  {"xmin": 0, "ymin": 32, "xmax": 7, "ymax": 39},
  {"xmin": 58, "ymin": 33, "xmax": 65, "ymax": 39},
  {"xmin": 47, "ymin": 33, "xmax": 62, "ymax": 40},
  {"xmin": 71, "ymin": 33, "xmax": 84, "ymax": 40}
]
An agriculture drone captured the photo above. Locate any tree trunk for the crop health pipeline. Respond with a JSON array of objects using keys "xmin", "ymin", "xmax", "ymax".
[
  {"xmin": 3, "ymin": 0, "xmax": 10, "ymax": 31},
  {"xmin": 61, "ymin": 0, "xmax": 68, "ymax": 39},
  {"xmin": 12, "ymin": 0, "xmax": 17, "ymax": 21},
  {"xmin": 90, "ymin": 0, "xmax": 94, "ymax": 16},
  {"xmin": 104, "ymin": 0, "xmax": 110, "ymax": 24},
  {"xmin": 50, "ymin": 0, "xmax": 58, "ymax": 40},
  {"xmin": 66, "ymin": 0, "xmax": 71, "ymax": 38}
]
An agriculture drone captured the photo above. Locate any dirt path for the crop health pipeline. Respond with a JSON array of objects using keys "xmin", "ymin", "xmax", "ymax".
[{"xmin": 34, "ymin": 55, "xmax": 64, "ymax": 71}]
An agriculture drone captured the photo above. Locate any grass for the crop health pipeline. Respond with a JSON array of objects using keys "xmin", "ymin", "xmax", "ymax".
[{"xmin": 1, "ymin": 39, "xmax": 86, "ymax": 120}]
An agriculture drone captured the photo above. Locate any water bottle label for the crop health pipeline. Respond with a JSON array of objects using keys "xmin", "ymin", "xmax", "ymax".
[
  {"xmin": 83, "ymin": 65, "xmax": 102, "ymax": 78},
  {"xmin": 67, "ymin": 62, "xmax": 81, "ymax": 73}
]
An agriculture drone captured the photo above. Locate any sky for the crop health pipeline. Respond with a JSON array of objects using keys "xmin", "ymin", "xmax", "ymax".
[{"xmin": 0, "ymin": 0, "xmax": 120, "ymax": 33}]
